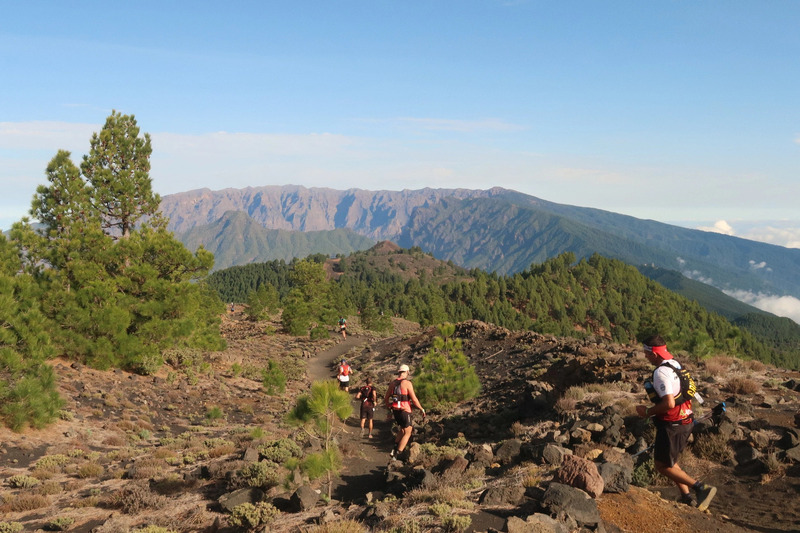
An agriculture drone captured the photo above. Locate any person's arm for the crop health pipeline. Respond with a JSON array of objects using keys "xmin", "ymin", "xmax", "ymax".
[
  {"xmin": 384, "ymin": 385, "xmax": 393, "ymax": 409},
  {"xmin": 405, "ymin": 382, "xmax": 425, "ymax": 417},
  {"xmin": 638, "ymin": 394, "xmax": 675, "ymax": 418},
  {"xmin": 638, "ymin": 367, "xmax": 677, "ymax": 418}
]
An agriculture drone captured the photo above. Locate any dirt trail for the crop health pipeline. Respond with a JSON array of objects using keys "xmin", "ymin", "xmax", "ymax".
[{"xmin": 307, "ymin": 334, "xmax": 395, "ymax": 503}]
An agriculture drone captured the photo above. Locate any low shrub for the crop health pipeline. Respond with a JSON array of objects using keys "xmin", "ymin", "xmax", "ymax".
[
  {"xmin": 0, "ymin": 523, "xmax": 24, "ymax": 533},
  {"xmin": 127, "ymin": 457, "xmax": 167, "ymax": 480},
  {"xmin": 35, "ymin": 454, "xmax": 70, "ymax": 470},
  {"xmin": 77, "ymin": 462, "xmax": 104, "ymax": 479},
  {"xmin": 631, "ymin": 458, "xmax": 655, "ymax": 487},
  {"xmin": 205, "ymin": 406, "xmax": 225, "ymax": 421},
  {"xmin": 37, "ymin": 481, "xmax": 63, "ymax": 495},
  {"xmin": 262, "ymin": 360, "xmax": 287, "ymax": 395},
  {"xmin": 135, "ymin": 526, "xmax": 177, "ymax": 533},
  {"xmin": 44, "ymin": 516, "xmax": 75, "ymax": 531},
  {"xmin": 302, "ymin": 520, "xmax": 368, "ymax": 533},
  {"xmin": 259, "ymin": 438, "xmax": 302, "ymax": 464},
  {"xmin": 692, "ymin": 432, "xmax": 733, "ymax": 463},
  {"xmin": 229, "ymin": 501, "xmax": 280, "ymax": 529},
  {"xmin": 725, "ymin": 377, "xmax": 760, "ymax": 395},
  {"xmin": 234, "ymin": 460, "xmax": 281, "ymax": 490},
  {"xmin": 108, "ymin": 482, "xmax": 168, "ymax": 514},
  {"xmin": 7, "ymin": 474, "xmax": 40, "ymax": 488},
  {"xmin": 406, "ymin": 485, "xmax": 469, "ymax": 507},
  {"xmin": 442, "ymin": 514, "xmax": 471, "ymax": 533},
  {"xmin": 2, "ymin": 493, "xmax": 49, "ymax": 512}
]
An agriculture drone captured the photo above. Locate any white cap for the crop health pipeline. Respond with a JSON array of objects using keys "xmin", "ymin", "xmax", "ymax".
[{"xmin": 398, "ymin": 364, "xmax": 410, "ymax": 373}]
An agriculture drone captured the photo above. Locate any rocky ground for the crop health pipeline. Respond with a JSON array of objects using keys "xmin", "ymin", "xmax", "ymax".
[{"xmin": 1, "ymin": 312, "xmax": 799, "ymax": 532}]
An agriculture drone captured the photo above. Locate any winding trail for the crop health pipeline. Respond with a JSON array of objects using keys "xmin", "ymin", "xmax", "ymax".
[{"xmin": 307, "ymin": 334, "xmax": 394, "ymax": 502}]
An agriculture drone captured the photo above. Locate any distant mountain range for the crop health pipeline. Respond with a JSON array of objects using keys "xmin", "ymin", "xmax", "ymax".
[{"xmin": 161, "ymin": 186, "xmax": 800, "ymax": 306}]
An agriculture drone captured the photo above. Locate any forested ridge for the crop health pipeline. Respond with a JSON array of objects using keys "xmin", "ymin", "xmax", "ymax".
[{"xmin": 209, "ymin": 245, "xmax": 800, "ymax": 369}]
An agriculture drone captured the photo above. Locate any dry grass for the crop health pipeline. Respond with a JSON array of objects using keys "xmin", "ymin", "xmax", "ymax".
[
  {"xmin": 103, "ymin": 433, "xmax": 128, "ymax": 446},
  {"xmin": 0, "ymin": 493, "xmax": 50, "ymax": 512},
  {"xmin": 703, "ymin": 355, "xmax": 738, "ymax": 377},
  {"xmin": 692, "ymin": 432, "xmax": 733, "ymax": 464},
  {"xmin": 742, "ymin": 359, "xmax": 767, "ymax": 372},
  {"xmin": 555, "ymin": 397, "xmax": 578, "ymax": 415},
  {"xmin": 77, "ymin": 462, "xmax": 104, "ymax": 479},
  {"xmin": 725, "ymin": 376, "xmax": 761, "ymax": 395},
  {"xmin": 405, "ymin": 485, "xmax": 471, "ymax": 508},
  {"xmin": 303, "ymin": 520, "xmax": 370, "ymax": 533},
  {"xmin": 127, "ymin": 457, "xmax": 168, "ymax": 480},
  {"xmin": 107, "ymin": 481, "xmax": 168, "ymax": 514}
]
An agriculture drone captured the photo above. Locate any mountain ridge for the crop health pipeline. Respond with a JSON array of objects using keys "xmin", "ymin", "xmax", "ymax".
[{"xmin": 161, "ymin": 185, "xmax": 800, "ymax": 303}]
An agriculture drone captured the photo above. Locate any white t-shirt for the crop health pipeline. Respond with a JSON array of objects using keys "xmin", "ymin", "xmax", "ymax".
[{"xmin": 653, "ymin": 360, "xmax": 682, "ymax": 399}]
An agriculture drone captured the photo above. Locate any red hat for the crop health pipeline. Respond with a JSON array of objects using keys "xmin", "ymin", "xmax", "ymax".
[{"xmin": 644, "ymin": 343, "xmax": 673, "ymax": 360}]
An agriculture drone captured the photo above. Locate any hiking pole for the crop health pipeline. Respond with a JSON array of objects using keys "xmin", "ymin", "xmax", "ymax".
[{"xmin": 630, "ymin": 402, "xmax": 726, "ymax": 459}]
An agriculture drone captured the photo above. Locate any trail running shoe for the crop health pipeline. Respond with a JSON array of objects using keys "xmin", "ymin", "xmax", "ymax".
[
  {"xmin": 678, "ymin": 492, "xmax": 696, "ymax": 507},
  {"xmin": 694, "ymin": 483, "xmax": 717, "ymax": 511}
]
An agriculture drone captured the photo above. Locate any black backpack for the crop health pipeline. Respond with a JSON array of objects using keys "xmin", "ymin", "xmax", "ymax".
[
  {"xmin": 360, "ymin": 385, "xmax": 375, "ymax": 404},
  {"xmin": 644, "ymin": 363, "xmax": 697, "ymax": 405}
]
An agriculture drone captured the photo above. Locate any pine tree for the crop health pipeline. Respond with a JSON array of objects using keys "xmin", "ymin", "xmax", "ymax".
[
  {"xmin": 80, "ymin": 111, "xmax": 160, "ymax": 239},
  {"xmin": 288, "ymin": 380, "xmax": 352, "ymax": 496},
  {"xmin": 14, "ymin": 112, "xmax": 224, "ymax": 373},
  {"xmin": 415, "ymin": 323, "xmax": 481, "ymax": 409},
  {"xmin": 0, "ymin": 234, "xmax": 63, "ymax": 431}
]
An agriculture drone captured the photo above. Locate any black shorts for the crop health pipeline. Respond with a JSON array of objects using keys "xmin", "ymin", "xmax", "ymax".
[
  {"xmin": 338, "ymin": 380, "xmax": 349, "ymax": 390},
  {"xmin": 360, "ymin": 402, "xmax": 375, "ymax": 420},
  {"xmin": 653, "ymin": 419, "xmax": 693, "ymax": 467},
  {"xmin": 392, "ymin": 409, "xmax": 412, "ymax": 429}
]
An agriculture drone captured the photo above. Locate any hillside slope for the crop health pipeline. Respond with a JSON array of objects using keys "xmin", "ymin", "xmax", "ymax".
[
  {"xmin": 2, "ymin": 316, "xmax": 798, "ymax": 532},
  {"xmin": 178, "ymin": 210, "xmax": 374, "ymax": 270}
]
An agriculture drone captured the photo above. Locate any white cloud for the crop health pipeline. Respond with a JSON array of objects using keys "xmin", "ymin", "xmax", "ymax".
[
  {"xmin": 697, "ymin": 220, "xmax": 735, "ymax": 236},
  {"xmin": 0, "ymin": 121, "xmax": 96, "ymax": 151},
  {"xmin": 748, "ymin": 260, "xmax": 769, "ymax": 271},
  {"xmin": 724, "ymin": 290, "xmax": 800, "ymax": 325},
  {"xmin": 740, "ymin": 226, "xmax": 800, "ymax": 249},
  {"xmin": 689, "ymin": 220, "xmax": 800, "ymax": 250}
]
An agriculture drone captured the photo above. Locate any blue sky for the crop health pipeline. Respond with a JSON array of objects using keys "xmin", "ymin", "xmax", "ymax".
[{"xmin": 2, "ymin": 1, "xmax": 799, "ymax": 247}]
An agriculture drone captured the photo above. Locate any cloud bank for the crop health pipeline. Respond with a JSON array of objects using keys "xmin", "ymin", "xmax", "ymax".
[
  {"xmin": 724, "ymin": 290, "xmax": 800, "ymax": 325},
  {"xmin": 696, "ymin": 220, "xmax": 800, "ymax": 249}
]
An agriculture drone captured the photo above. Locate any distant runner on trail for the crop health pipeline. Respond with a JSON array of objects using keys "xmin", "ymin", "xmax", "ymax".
[
  {"xmin": 636, "ymin": 334, "xmax": 717, "ymax": 511},
  {"xmin": 338, "ymin": 316, "xmax": 347, "ymax": 340},
  {"xmin": 385, "ymin": 364, "xmax": 425, "ymax": 461},
  {"xmin": 356, "ymin": 376, "xmax": 378, "ymax": 438},
  {"xmin": 337, "ymin": 358, "xmax": 352, "ymax": 392}
]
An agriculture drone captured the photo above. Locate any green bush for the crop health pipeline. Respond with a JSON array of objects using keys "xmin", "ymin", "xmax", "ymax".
[
  {"xmin": 259, "ymin": 438, "xmax": 302, "ymax": 464},
  {"xmin": 631, "ymin": 458, "xmax": 656, "ymax": 487},
  {"xmin": 0, "ymin": 522, "xmax": 24, "ymax": 533},
  {"xmin": 205, "ymin": 406, "xmax": 225, "ymax": 421},
  {"xmin": 310, "ymin": 325, "xmax": 330, "ymax": 340},
  {"xmin": 235, "ymin": 461, "xmax": 281, "ymax": 489},
  {"xmin": 415, "ymin": 324, "xmax": 480, "ymax": 409},
  {"xmin": 229, "ymin": 501, "xmax": 280, "ymax": 529},
  {"xmin": 443, "ymin": 514, "xmax": 471, "ymax": 533},
  {"xmin": 262, "ymin": 360, "xmax": 287, "ymax": 395},
  {"xmin": 44, "ymin": 517, "xmax": 75, "ymax": 531},
  {"xmin": 7, "ymin": 474, "xmax": 40, "ymax": 488}
]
